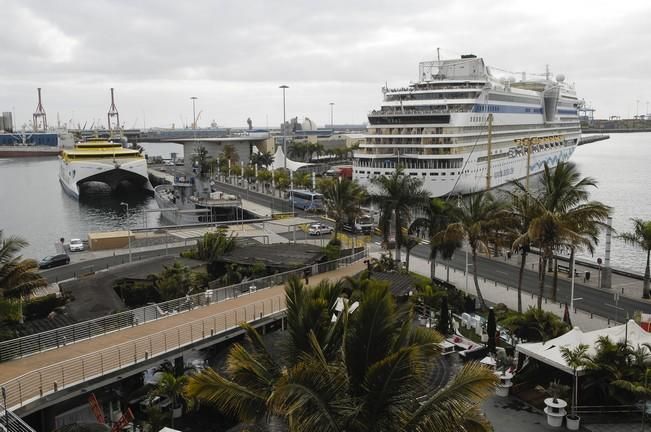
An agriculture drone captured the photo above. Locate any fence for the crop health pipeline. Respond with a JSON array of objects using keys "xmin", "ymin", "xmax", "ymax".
[
  {"xmin": 0, "ymin": 249, "xmax": 368, "ymax": 362},
  {"xmin": 0, "ymin": 399, "xmax": 36, "ymax": 432},
  {"xmin": 0, "ymin": 294, "xmax": 286, "ymax": 411}
]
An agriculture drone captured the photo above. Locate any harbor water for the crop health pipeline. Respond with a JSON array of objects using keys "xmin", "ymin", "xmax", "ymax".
[{"xmin": 0, "ymin": 136, "xmax": 650, "ymax": 273}]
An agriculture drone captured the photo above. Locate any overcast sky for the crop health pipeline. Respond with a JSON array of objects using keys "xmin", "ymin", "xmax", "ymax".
[{"xmin": 1, "ymin": 0, "xmax": 650, "ymax": 130}]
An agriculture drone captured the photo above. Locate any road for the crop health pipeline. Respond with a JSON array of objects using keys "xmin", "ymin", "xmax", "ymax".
[
  {"xmin": 409, "ymin": 244, "xmax": 651, "ymax": 321},
  {"xmin": 39, "ymin": 245, "xmax": 191, "ymax": 283},
  {"xmin": 211, "ymin": 179, "xmax": 295, "ymax": 214}
]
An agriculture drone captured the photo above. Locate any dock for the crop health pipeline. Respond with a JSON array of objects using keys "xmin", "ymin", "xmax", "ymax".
[{"xmin": 578, "ymin": 134, "xmax": 609, "ymax": 146}]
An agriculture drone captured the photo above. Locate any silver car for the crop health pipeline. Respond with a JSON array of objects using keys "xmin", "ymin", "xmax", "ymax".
[
  {"xmin": 308, "ymin": 223, "xmax": 333, "ymax": 236},
  {"xmin": 69, "ymin": 238, "xmax": 84, "ymax": 252}
]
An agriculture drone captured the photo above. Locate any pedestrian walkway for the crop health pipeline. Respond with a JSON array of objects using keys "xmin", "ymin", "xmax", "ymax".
[
  {"xmin": 377, "ymin": 250, "xmax": 612, "ymax": 331},
  {"xmin": 0, "ymin": 261, "xmax": 366, "ymax": 411},
  {"xmin": 493, "ymin": 250, "xmax": 650, "ymax": 305}
]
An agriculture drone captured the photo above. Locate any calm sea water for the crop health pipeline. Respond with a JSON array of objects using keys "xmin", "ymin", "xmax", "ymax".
[
  {"xmin": 0, "ymin": 142, "xmax": 183, "ymax": 260},
  {"xmin": 1, "ymin": 136, "xmax": 649, "ymax": 272}
]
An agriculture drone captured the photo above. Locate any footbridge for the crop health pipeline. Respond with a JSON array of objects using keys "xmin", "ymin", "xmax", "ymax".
[{"xmin": 0, "ymin": 251, "xmax": 367, "ymax": 418}]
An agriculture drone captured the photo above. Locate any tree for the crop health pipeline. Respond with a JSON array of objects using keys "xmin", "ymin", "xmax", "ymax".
[
  {"xmin": 186, "ymin": 278, "xmax": 498, "ymax": 431},
  {"xmin": 438, "ymin": 191, "xmax": 505, "ymax": 310},
  {"xmin": 192, "ymin": 146, "xmax": 210, "ymax": 177},
  {"xmin": 257, "ymin": 169, "xmax": 273, "ymax": 191},
  {"xmin": 153, "ymin": 372, "xmax": 188, "ymax": 428},
  {"xmin": 499, "ymin": 307, "xmax": 569, "ymax": 342},
  {"xmin": 221, "ymin": 143, "xmax": 239, "ymax": 163},
  {"xmin": 560, "ymin": 344, "xmax": 590, "ymax": 421},
  {"xmin": 319, "ymin": 178, "xmax": 366, "ymax": 241},
  {"xmin": 619, "ymin": 218, "xmax": 651, "ymax": 299},
  {"xmin": 293, "ymin": 172, "xmax": 311, "ymax": 189},
  {"xmin": 154, "ymin": 262, "xmax": 196, "ymax": 301},
  {"xmin": 186, "ymin": 231, "xmax": 236, "ymax": 277},
  {"xmin": 487, "ymin": 307, "xmax": 497, "ymax": 354},
  {"xmin": 370, "ymin": 167, "xmax": 429, "ymax": 264},
  {"xmin": 508, "ymin": 189, "xmax": 540, "ymax": 313},
  {"xmin": 523, "ymin": 162, "xmax": 611, "ymax": 308},
  {"xmin": 403, "ymin": 235, "xmax": 420, "ymax": 272},
  {"xmin": 436, "ymin": 296, "xmax": 450, "ymax": 335},
  {"xmin": 1, "ymin": 231, "xmax": 47, "ymax": 299},
  {"xmin": 410, "ymin": 198, "xmax": 459, "ymax": 281},
  {"xmin": 258, "ymin": 151, "xmax": 274, "ymax": 168}
]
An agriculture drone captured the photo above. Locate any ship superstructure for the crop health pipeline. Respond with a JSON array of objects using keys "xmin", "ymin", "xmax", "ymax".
[{"xmin": 353, "ymin": 55, "xmax": 582, "ymax": 196}]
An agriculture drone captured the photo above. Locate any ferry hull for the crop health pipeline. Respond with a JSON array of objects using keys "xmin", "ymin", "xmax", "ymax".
[{"xmin": 59, "ymin": 159, "xmax": 154, "ymax": 199}]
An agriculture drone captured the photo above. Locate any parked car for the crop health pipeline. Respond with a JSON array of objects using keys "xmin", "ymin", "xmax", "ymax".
[
  {"xmin": 39, "ymin": 254, "xmax": 70, "ymax": 269},
  {"xmin": 69, "ymin": 238, "xmax": 84, "ymax": 252},
  {"xmin": 308, "ymin": 223, "xmax": 333, "ymax": 236}
]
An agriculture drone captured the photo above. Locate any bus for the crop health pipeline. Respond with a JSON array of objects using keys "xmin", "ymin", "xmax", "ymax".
[{"xmin": 289, "ymin": 189, "xmax": 324, "ymax": 211}]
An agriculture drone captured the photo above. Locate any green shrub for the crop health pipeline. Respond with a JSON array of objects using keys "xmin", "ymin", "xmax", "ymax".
[
  {"xmin": 324, "ymin": 242, "xmax": 342, "ymax": 260},
  {"xmin": 114, "ymin": 279, "xmax": 161, "ymax": 308},
  {"xmin": 23, "ymin": 294, "xmax": 65, "ymax": 320}
]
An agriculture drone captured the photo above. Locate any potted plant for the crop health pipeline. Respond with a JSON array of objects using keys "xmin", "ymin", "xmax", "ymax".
[
  {"xmin": 494, "ymin": 352, "xmax": 515, "ymax": 397},
  {"xmin": 560, "ymin": 344, "xmax": 590, "ymax": 430},
  {"xmin": 537, "ymin": 380, "xmax": 570, "ymax": 427}
]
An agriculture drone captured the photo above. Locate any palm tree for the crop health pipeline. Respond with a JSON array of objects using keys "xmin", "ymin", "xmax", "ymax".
[
  {"xmin": 619, "ymin": 218, "xmax": 651, "ymax": 299},
  {"xmin": 499, "ymin": 307, "xmax": 569, "ymax": 342},
  {"xmin": 222, "ymin": 143, "xmax": 240, "ymax": 163},
  {"xmin": 560, "ymin": 344, "xmax": 590, "ymax": 422},
  {"xmin": 410, "ymin": 198, "xmax": 458, "ymax": 281},
  {"xmin": 0, "ymin": 231, "xmax": 47, "ymax": 302},
  {"xmin": 370, "ymin": 167, "xmax": 429, "ymax": 264},
  {"xmin": 403, "ymin": 235, "xmax": 420, "ymax": 272},
  {"xmin": 153, "ymin": 372, "xmax": 188, "ymax": 427},
  {"xmin": 438, "ymin": 191, "xmax": 505, "ymax": 310},
  {"xmin": 259, "ymin": 151, "xmax": 274, "ymax": 168},
  {"xmin": 319, "ymin": 178, "xmax": 366, "ymax": 241},
  {"xmin": 508, "ymin": 189, "xmax": 540, "ymax": 313},
  {"xmin": 523, "ymin": 162, "xmax": 611, "ymax": 308},
  {"xmin": 294, "ymin": 172, "xmax": 311, "ymax": 189},
  {"xmin": 186, "ymin": 278, "xmax": 498, "ymax": 431}
]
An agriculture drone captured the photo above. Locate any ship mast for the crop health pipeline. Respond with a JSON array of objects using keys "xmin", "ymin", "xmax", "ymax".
[
  {"xmin": 32, "ymin": 88, "xmax": 47, "ymax": 132},
  {"xmin": 485, "ymin": 113, "xmax": 493, "ymax": 190}
]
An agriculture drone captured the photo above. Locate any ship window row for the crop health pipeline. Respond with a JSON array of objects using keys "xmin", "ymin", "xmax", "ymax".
[
  {"xmin": 367, "ymin": 127, "xmax": 445, "ymax": 135},
  {"xmin": 354, "ymin": 158, "xmax": 462, "ymax": 169},
  {"xmin": 487, "ymin": 93, "xmax": 541, "ymax": 105},
  {"xmin": 385, "ymin": 92, "xmax": 481, "ymax": 102},
  {"xmin": 388, "ymin": 82, "xmax": 485, "ymax": 92},
  {"xmin": 366, "ymin": 137, "xmax": 453, "ymax": 145},
  {"xmin": 368, "ymin": 114, "xmax": 455, "ymax": 125},
  {"xmin": 64, "ymin": 153, "xmax": 140, "ymax": 160}
]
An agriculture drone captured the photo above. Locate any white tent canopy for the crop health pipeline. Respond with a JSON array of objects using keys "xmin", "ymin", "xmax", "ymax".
[
  {"xmin": 516, "ymin": 320, "xmax": 651, "ymax": 375},
  {"xmin": 252, "ymin": 146, "xmax": 313, "ymax": 172}
]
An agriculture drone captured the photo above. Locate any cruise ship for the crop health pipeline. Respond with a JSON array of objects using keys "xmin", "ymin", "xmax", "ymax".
[
  {"xmin": 59, "ymin": 138, "xmax": 154, "ymax": 198},
  {"xmin": 353, "ymin": 55, "xmax": 582, "ymax": 197}
]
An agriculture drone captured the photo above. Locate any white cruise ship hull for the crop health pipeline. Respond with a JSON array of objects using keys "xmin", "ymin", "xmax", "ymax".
[{"xmin": 59, "ymin": 158, "xmax": 154, "ymax": 198}]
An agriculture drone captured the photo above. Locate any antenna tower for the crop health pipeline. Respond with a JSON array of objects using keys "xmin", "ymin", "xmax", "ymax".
[
  {"xmin": 107, "ymin": 88, "xmax": 120, "ymax": 134},
  {"xmin": 33, "ymin": 88, "xmax": 48, "ymax": 131}
]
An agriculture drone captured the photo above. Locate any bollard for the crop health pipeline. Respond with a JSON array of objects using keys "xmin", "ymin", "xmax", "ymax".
[
  {"xmin": 210, "ymin": 328, "xmax": 214, "ymax": 336},
  {"xmin": 145, "ymin": 351, "xmax": 149, "ymax": 360},
  {"xmin": 39, "ymin": 387, "xmax": 43, "ymax": 397},
  {"xmin": 53, "ymin": 382, "xmax": 58, "ymax": 392},
  {"xmin": 590, "ymin": 313, "xmax": 593, "ymax": 318}
]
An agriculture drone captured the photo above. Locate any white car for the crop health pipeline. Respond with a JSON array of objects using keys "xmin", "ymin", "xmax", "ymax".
[
  {"xmin": 308, "ymin": 223, "xmax": 333, "ymax": 236},
  {"xmin": 69, "ymin": 238, "xmax": 84, "ymax": 252}
]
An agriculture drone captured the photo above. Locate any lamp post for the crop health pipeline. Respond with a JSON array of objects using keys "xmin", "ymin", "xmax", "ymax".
[
  {"xmin": 120, "ymin": 202, "xmax": 132, "ymax": 263},
  {"xmin": 279, "ymin": 85, "xmax": 289, "ymax": 169},
  {"xmin": 190, "ymin": 96, "xmax": 198, "ymax": 129},
  {"xmin": 329, "ymin": 102, "xmax": 335, "ymax": 130}
]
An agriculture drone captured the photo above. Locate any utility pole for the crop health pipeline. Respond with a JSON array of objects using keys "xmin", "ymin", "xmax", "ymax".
[
  {"xmin": 190, "ymin": 97, "xmax": 198, "ymax": 129},
  {"xmin": 329, "ymin": 102, "xmax": 335, "ymax": 130},
  {"xmin": 279, "ymin": 85, "xmax": 289, "ymax": 169}
]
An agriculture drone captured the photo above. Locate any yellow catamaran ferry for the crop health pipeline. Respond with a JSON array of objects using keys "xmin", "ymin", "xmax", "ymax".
[{"xmin": 59, "ymin": 138, "xmax": 153, "ymax": 198}]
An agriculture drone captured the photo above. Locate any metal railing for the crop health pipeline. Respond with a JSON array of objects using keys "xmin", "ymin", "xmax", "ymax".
[
  {"xmin": 0, "ymin": 249, "xmax": 368, "ymax": 362},
  {"xmin": 0, "ymin": 400, "xmax": 36, "ymax": 432},
  {"xmin": 1, "ymin": 294, "xmax": 286, "ymax": 411}
]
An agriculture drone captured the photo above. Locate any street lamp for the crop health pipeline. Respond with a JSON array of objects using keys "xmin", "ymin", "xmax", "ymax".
[
  {"xmin": 190, "ymin": 96, "xmax": 198, "ymax": 129},
  {"xmin": 329, "ymin": 102, "xmax": 335, "ymax": 130},
  {"xmin": 279, "ymin": 85, "xmax": 289, "ymax": 169},
  {"xmin": 120, "ymin": 202, "xmax": 132, "ymax": 263}
]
